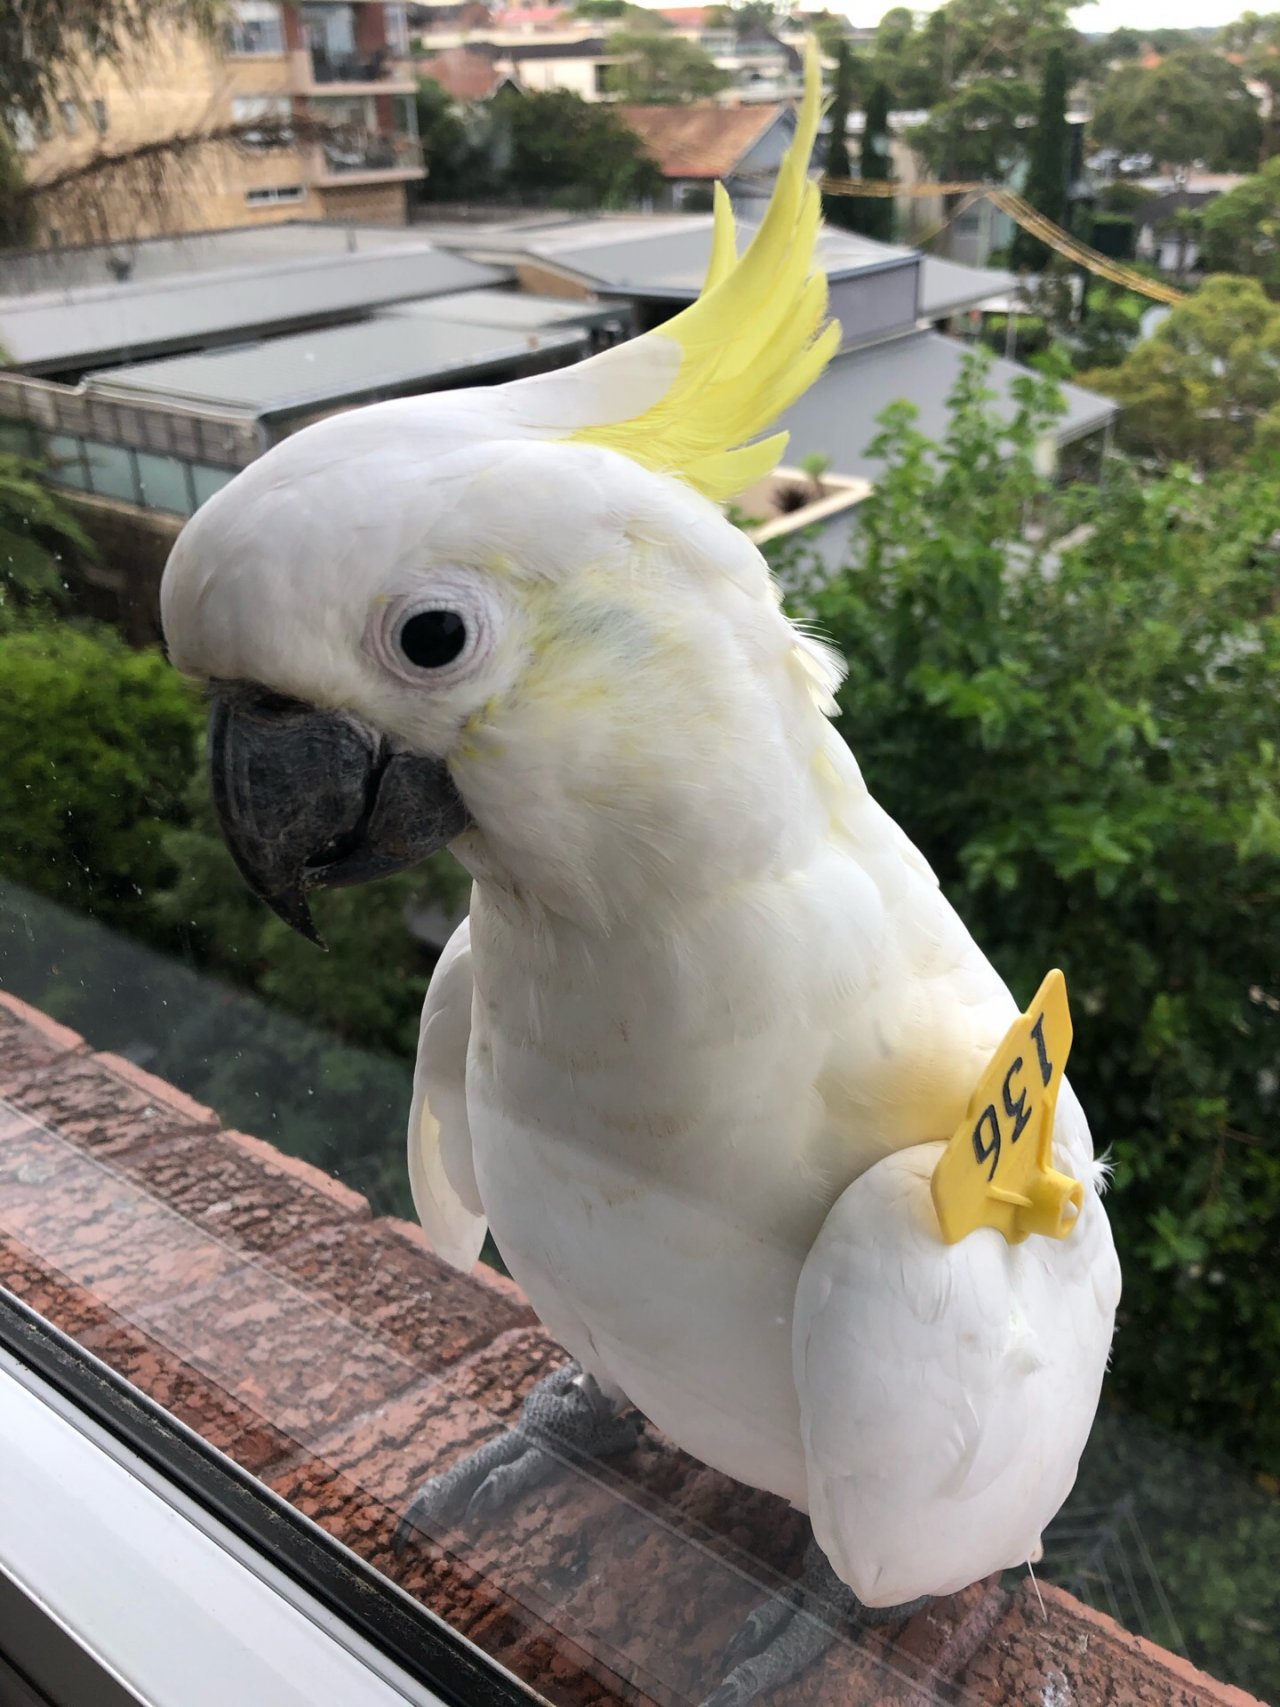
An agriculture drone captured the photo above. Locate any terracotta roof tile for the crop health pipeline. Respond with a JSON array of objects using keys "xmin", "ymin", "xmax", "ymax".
[
  {"xmin": 617, "ymin": 102, "xmax": 786, "ymax": 180},
  {"xmin": 0, "ymin": 1000, "xmax": 1265, "ymax": 1707}
]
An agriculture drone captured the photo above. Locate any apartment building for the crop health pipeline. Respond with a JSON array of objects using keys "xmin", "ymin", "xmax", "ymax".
[{"xmin": 15, "ymin": 0, "xmax": 425, "ymax": 241}]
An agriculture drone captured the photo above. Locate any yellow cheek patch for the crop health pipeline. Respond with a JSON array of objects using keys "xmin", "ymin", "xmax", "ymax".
[{"xmin": 931, "ymin": 971, "xmax": 1085, "ymax": 1246}]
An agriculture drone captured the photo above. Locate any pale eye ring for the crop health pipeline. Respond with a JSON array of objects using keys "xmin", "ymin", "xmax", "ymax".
[{"xmin": 366, "ymin": 577, "xmax": 493, "ymax": 684}]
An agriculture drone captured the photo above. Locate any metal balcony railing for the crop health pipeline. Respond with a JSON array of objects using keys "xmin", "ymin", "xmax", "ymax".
[{"xmin": 312, "ymin": 130, "xmax": 423, "ymax": 177}]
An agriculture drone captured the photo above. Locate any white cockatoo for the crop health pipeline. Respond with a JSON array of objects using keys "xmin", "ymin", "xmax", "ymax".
[{"xmin": 161, "ymin": 43, "xmax": 1119, "ymax": 1697}]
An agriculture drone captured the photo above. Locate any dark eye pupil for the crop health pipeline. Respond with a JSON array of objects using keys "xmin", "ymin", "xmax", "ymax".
[{"xmin": 399, "ymin": 610, "xmax": 467, "ymax": 669}]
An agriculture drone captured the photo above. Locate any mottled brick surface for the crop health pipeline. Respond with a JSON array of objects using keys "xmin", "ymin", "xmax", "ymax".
[{"xmin": 0, "ymin": 1001, "xmax": 1263, "ymax": 1707}]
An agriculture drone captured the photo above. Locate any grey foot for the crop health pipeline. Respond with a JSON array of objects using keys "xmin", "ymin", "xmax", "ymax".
[
  {"xmin": 703, "ymin": 1537, "xmax": 930, "ymax": 1707},
  {"xmin": 393, "ymin": 1360, "xmax": 640, "ymax": 1553}
]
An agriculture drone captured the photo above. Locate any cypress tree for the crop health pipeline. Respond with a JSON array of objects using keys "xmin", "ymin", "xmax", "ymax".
[
  {"xmin": 849, "ymin": 79, "xmax": 895, "ymax": 242},
  {"xmin": 1011, "ymin": 44, "xmax": 1069, "ymax": 271},
  {"xmin": 822, "ymin": 41, "xmax": 858, "ymax": 232}
]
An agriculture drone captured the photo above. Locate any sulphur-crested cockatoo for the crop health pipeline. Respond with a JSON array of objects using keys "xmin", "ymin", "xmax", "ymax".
[{"xmin": 161, "ymin": 42, "xmax": 1119, "ymax": 1700}]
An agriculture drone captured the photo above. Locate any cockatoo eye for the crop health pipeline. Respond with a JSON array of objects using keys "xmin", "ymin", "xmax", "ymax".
[
  {"xmin": 365, "ymin": 576, "xmax": 495, "ymax": 685},
  {"xmin": 399, "ymin": 610, "xmax": 466, "ymax": 669}
]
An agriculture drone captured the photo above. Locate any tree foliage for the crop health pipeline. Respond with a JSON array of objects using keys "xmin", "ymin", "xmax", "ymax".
[
  {"xmin": 849, "ymin": 80, "xmax": 895, "ymax": 243},
  {"xmin": 1010, "ymin": 41, "xmax": 1068, "ymax": 269},
  {"xmin": 0, "ymin": 456, "xmax": 95, "ymax": 627},
  {"xmin": 1200, "ymin": 155, "xmax": 1280, "ymax": 297},
  {"xmin": 1081, "ymin": 275, "xmax": 1280, "ymax": 468},
  {"xmin": 603, "ymin": 30, "xmax": 730, "ymax": 103},
  {"xmin": 0, "ymin": 623, "xmax": 201, "ymax": 936},
  {"xmin": 909, "ymin": 76, "xmax": 1036, "ymax": 182},
  {"xmin": 784, "ymin": 353, "xmax": 1280, "ymax": 1487},
  {"xmin": 0, "ymin": 0, "xmax": 223, "ymax": 124},
  {"xmin": 821, "ymin": 41, "xmax": 856, "ymax": 231},
  {"xmin": 1090, "ymin": 49, "xmax": 1264, "ymax": 172}
]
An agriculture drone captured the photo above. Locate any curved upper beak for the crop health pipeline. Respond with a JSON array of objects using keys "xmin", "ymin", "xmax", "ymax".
[{"xmin": 207, "ymin": 685, "xmax": 471, "ymax": 947}]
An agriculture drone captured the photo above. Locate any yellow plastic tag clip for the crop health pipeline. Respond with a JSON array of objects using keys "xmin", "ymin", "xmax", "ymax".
[{"xmin": 931, "ymin": 970, "xmax": 1085, "ymax": 1246}]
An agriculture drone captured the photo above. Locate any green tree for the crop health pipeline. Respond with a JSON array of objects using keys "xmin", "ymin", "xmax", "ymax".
[
  {"xmin": 0, "ymin": 455, "xmax": 95, "ymax": 626},
  {"xmin": 502, "ymin": 88, "xmax": 663, "ymax": 206},
  {"xmin": 604, "ymin": 30, "xmax": 730, "ymax": 103},
  {"xmin": 414, "ymin": 79, "xmax": 498, "ymax": 203},
  {"xmin": 0, "ymin": 127, "xmax": 37, "ymax": 248},
  {"xmin": 1218, "ymin": 11, "xmax": 1280, "ymax": 158},
  {"xmin": 848, "ymin": 80, "xmax": 895, "ymax": 242},
  {"xmin": 821, "ymin": 40, "xmax": 857, "ymax": 231},
  {"xmin": 1081, "ymin": 274, "xmax": 1280, "ymax": 468},
  {"xmin": 0, "ymin": 624, "xmax": 202, "ymax": 936},
  {"xmin": 1090, "ymin": 49, "xmax": 1264, "ymax": 172},
  {"xmin": 1201, "ymin": 155, "xmax": 1280, "ymax": 296},
  {"xmin": 785, "ymin": 352, "xmax": 1280, "ymax": 1493},
  {"xmin": 1011, "ymin": 41, "xmax": 1069, "ymax": 269},
  {"xmin": 909, "ymin": 76, "xmax": 1037, "ymax": 182}
]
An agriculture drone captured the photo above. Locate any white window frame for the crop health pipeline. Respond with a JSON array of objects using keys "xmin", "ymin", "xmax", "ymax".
[{"xmin": 0, "ymin": 1345, "xmax": 448, "ymax": 1707}]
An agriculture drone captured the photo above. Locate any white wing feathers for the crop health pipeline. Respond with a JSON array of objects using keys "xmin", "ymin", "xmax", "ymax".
[
  {"xmin": 407, "ymin": 917, "xmax": 488, "ymax": 1273},
  {"xmin": 793, "ymin": 1122, "xmax": 1120, "ymax": 1607}
]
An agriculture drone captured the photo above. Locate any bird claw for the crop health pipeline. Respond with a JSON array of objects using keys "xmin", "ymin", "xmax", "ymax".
[
  {"xmin": 393, "ymin": 1360, "xmax": 640, "ymax": 1555},
  {"xmin": 699, "ymin": 1538, "xmax": 930, "ymax": 1707}
]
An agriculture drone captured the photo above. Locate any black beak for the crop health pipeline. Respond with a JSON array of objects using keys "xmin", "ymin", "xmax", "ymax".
[{"xmin": 207, "ymin": 685, "xmax": 471, "ymax": 947}]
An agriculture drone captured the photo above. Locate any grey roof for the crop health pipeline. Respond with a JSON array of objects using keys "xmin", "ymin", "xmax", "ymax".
[
  {"xmin": 777, "ymin": 330, "xmax": 1117, "ymax": 481},
  {"xmin": 380, "ymin": 288, "xmax": 625, "ymax": 331},
  {"xmin": 919, "ymin": 257, "xmax": 1017, "ymax": 320},
  {"xmin": 0, "ymin": 225, "xmax": 508, "ymax": 373},
  {"xmin": 429, "ymin": 210, "xmax": 916, "ymax": 295},
  {"xmin": 87, "ymin": 313, "xmax": 585, "ymax": 419}
]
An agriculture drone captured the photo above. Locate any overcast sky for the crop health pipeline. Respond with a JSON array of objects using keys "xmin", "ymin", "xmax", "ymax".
[{"xmin": 775, "ymin": 0, "xmax": 1247, "ymax": 36}]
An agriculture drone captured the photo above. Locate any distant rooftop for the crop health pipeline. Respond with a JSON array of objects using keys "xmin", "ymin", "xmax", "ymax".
[
  {"xmin": 429, "ymin": 210, "xmax": 918, "ymax": 296},
  {"xmin": 614, "ymin": 103, "xmax": 787, "ymax": 181},
  {"xmin": 88, "ymin": 309, "xmax": 585, "ymax": 421},
  {"xmin": 0, "ymin": 223, "xmax": 508, "ymax": 374}
]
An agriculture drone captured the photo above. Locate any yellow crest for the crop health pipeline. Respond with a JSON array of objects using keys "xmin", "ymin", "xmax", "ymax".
[{"xmin": 568, "ymin": 39, "xmax": 838, "ymax": 503}]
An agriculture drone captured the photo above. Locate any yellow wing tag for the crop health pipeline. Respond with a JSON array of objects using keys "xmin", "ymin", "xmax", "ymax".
[{"xmin": 931, "ymin": 970, "xmax": 1085, "ymax": 1246}]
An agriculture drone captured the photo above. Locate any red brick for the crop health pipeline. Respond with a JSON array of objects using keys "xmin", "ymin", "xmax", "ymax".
[
  {"xmin": 93, "ymin": 1051, "xmax": 221, "ymax": 1132},
  {"xmin": 0, "ymin": 994, "xmax": 87, "ymax": 1057},
  {"xmin": 383, "ymin": 1215, "xmax": 534, "ymax": 1310},
  {"xmin": 271, "ymin": 1217, "xmax": 533, "ymax": 1370},
  {"xmin": 955, "ymin": 1579, "xmax": 1267, "ymax": 1706},
  {"xmin": 117, "ymin": 1129, "xmax": 368, "ymax": 1258},
  {"xmin": 0, "ymin": 1231, "xmax": 118, "ymax": 1344},
  {"xmin": 227, "ymin": 1128, "xmax": 370, "ymax": 1220},
  {"xmin": 0, "ymin": 1053, "xmax": 210, "ymax": 1158},
  {"xmin": 136, "ymin": 1255, "xmax": 427, "ymax": 1448}
]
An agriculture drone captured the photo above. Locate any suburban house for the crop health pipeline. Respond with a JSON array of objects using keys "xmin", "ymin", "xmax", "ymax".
[
  {"xmin": 612, "ymin": 103, "xmax": 798, "ymax": 214},
  {"xmin": 14, "ymin": 0, "xmax": 426, "ymax": 241}
]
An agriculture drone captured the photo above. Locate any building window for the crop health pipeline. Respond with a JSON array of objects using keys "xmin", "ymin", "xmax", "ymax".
[
  {"xmin": 385, "ymin": 3, "xmax": 410, "ymax": 54},
  {"xmin": 224, "ymin": 0, "xmax": 285, "ymax": 56},
  {"xmin": 231, "ymin": 94, "xmax": 293, "ymax": 148},
  {"xmin": 245, "ymin": 184, "xmax": 305, "ymax": 204},
  {"xmin": 92, "ymin": 98, "xmax": 109, "ymax": 134},
  {"xmin": 59, "ymin": 100, "xmax": 80, "ymax": 136}
]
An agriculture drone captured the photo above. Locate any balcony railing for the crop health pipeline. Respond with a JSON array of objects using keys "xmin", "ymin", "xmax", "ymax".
[
  {"xmin": 308, "ymin": 45, "xmax": 394, "ymax": 82},
  {"xmin": 309, "ymin": 130, "xmax": 424, "ymax": 178}
]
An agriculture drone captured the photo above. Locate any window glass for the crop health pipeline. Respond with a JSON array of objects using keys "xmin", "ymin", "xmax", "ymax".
[
  {"xmin": 83, "ymin": 438, "xmax": 138, "ymax": 504},
  {"xmin": 135, "ymin": 450, "xmax": 193, "ymax": 515},
  {"xmin": 0, "ymin": 48, "xmax": 1277, "ymax": 1707}
]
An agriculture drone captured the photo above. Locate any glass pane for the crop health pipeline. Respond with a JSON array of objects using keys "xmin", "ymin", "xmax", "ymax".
[
  {"xmin": 1, "ymin": 53, "xmax": 1276, "ymax": 1707},
  {"xmin": 47, "ymin": 434, "xmax": 88, "ymax": 489},
  {"xmin": 190, "ymin": 464, "xmax": 233, "ymax": 509},
  {"xmin": 83, "ymin": 438, "xmax": 139, "ymax": 503},
  {"xmin": 135, "ymin": 451, "xmax": 192, "ymax": 515}
]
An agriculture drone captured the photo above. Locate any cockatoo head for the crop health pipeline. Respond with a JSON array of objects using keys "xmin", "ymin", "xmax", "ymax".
[{"xmin": 161, "ymin": 44, "xmax": 840, "ymax": 936}]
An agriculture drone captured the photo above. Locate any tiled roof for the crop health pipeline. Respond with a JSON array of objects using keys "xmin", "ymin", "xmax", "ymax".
[
  {"xmin": 0, "ymin": 987, "xmax": 1263, "ymax": 1707},
  {"xmin": 616, "ymin": 102, "xmax": 787, "ymax": 180}
]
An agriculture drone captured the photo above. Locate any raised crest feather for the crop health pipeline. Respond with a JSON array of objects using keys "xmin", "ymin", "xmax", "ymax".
[{"xmin": 558, "ymin": 39, "xmax": 839, "ymax": 503}]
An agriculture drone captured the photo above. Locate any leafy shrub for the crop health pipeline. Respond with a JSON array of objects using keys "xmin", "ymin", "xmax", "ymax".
[
  {"xmin": 788, "ymin": 353, "xmax": 1280, "ymax": 1475},
  {"xmin": 0, "ymin": 623, "xmax": 202, "ymax": 934}
]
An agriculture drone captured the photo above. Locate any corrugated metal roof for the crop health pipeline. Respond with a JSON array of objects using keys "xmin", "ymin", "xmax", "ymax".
[
  {"xmin": 0, "ymin": 229, "xmax": 508, "ymax": 373},
  {"xmin": 87, "ymin": 314, "xmax": 584, "ymax": 418},
  {"xmin": 777, "ymin": 329, "xmax": 1117, "ymax": 482}
]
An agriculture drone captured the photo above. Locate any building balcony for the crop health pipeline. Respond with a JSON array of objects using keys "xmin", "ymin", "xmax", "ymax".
[
  {"xmin": 305, "ymin": 129, "xmax": 424, "ymax": 184},
  {"xmin": 289, "ymin": 46, "xmax": 416, "ymax": 92}
]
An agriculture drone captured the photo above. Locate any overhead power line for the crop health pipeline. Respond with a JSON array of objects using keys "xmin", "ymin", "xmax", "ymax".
[{"xmin": 819, "ymin": 175, "xmax": 1187, "ymax": 305}]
